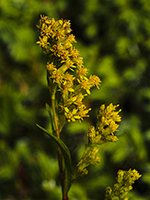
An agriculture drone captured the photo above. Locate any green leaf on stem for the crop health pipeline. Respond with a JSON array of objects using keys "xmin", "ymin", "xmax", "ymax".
[
  {"xmin": 36, "ymin": 124, "xmax": 72, "ymax": 195},
  {"xmin": 45, "ymin": 103, "xmax": 56, "ymax": 132}
]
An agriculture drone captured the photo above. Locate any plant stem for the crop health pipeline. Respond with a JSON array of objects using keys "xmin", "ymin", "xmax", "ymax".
[
  {"xmin": 51, "ymin": 90, "xmax": 64, "ymax": 188},
  {"xmin": 63, "ymin": 196, "xmax": 68, "ymax": 200},
  {"xmin": 77, "ymin": 146, "xmax": 90, "ymax": 166}
]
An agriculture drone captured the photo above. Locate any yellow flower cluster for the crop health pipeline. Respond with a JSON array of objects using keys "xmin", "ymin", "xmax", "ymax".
[
  {"xmin": 74, "ymin": 103, "xmax": 121, "ymax": 178},
  {"xmin": 73, "ymin": 146, "xmax": 101, "ymax": 178},
  {"xmin": 87, "ymin": 103, "xmax": 121, "ymax": 145},
  {"xmin": 105, "ymin": 169, "xmax": 142, "ymax": 200},
  {"xmin": 37, "ymin": 15, "xmax": 101, "ymax": 123}
]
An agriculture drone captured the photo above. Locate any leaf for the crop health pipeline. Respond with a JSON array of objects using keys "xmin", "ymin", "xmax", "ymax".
[
  {"xmin": 45, "ymin": 103, "xmax": 56, "ymax": 132},
  {"xmin": 36, "ymin": 124, "xmax": 72, "ymax": 194}
]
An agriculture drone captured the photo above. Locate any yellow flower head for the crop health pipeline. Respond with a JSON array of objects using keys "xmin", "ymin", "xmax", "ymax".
[
  {"xmin": 77, "ymin": 66, "xmax": 88, "ymax": 80},
  {"xmin": 89, "ymin": 75, "xmax": 101, "ymax": 89},
  {"xmin": 37, "ymin": 15, "xmax": 101, "ymax": 122},
  {"xmin": 75, "ymin": 146, "xmax": 101, "ymax": 178},
  {"xmin": 105, "ymin": 169, "xmax": 142, "ymax": 200},
  {"xmin": 87, "ymin": 103, "xmax": 121, "ymax": 145},
  {"xmin": 46, "ymin": 62, "xmax": 56, "ymax": 71},
  {"xmin": 50, "ymin": 69, "xmax": 63, "ymax": 84}
]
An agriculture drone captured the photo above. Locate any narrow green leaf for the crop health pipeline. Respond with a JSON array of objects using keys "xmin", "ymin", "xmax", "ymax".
[
  {"xmin": 45, "ymin": 103, "xmax": 56, "ymax": 132},
  {"xmin": 36, "ymin": 124, "xmax": 72, "ymax": 193}
]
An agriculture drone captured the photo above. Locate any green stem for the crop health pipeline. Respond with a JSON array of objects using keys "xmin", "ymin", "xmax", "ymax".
[
  {"xmin": 51, "ymin": 89, "xmax": 64, "ymax": 190},
  {"xmin": 77, "ymin": 145, "xmax": 90, "ymax": 166},
  {"xmin": 71, "ymin": 146, "xmax": 91, "ymax": 181}
]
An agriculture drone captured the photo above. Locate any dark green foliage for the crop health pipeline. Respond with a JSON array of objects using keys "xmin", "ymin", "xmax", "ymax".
[{"xmin": 0, "ymin": 0, "xmax": 150, "ymax": 199}]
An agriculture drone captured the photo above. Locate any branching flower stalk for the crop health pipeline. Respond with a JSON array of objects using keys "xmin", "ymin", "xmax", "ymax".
[{"xmin": 36, "ymin": 15, "xmax": 141, "ymax": 200}]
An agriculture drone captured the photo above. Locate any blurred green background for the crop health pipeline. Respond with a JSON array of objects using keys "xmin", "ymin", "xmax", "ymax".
[{"xmin": 0, "ymin": 0, "xmax": 150, "ymax": 199}]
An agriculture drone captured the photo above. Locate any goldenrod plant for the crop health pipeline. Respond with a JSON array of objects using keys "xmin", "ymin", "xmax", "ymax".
[
  {"xmin": 36, "ymin": 15, "xmax": 141, "ymax": 200},
  {"xmin": 105, "ymin": 169, "xmax": 142, "ymax": 200}
]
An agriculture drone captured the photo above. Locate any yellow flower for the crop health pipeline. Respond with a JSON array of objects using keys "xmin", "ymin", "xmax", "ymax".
[
  {"xmin": 109, "ymin": 121, "xmax": 119, "ymax": 133},
  {"xmin": 67, "ymin": 34, "xmax": 77, "ymax": 43},
  {"xmin": 79, "ymin": 79, "xmax": 91, "ymax": 94},
  {"xmin": 65, "ymin": 59, "xmax": 75, "ymax": 70},
  {"xmin": 100, "ymin": 104, "xmax": 105, "ymax": 110},
  {"xmin": 51, "ymin": 43, "xmax": 69, "ymax": 60},
  {"xmin": 64, "ymin": 107, "xmax": 80, "ymax": 122},
  {"xmin": 75, "ymin": 146, "xmax": 101, "ymax": 178},
  {"xmin": 85, "ymin": 147, "xmax": 101, "ymax": 165},
  {"xmin": 104, "ymin": 103, "xmax": 122, "ymax": 123},
  {"xmin": 63, "ymin": 34, "xmax": 76, "ymax": 49},
  {"xmin": 74, "ymin": 93, "xmax": 86, "ymax": 108},
  {"xmin": 61, "ymin": 19, "xmax": 72, "ymax": 34},
  {"xmin": 46, "ymin": 62, "xmax": 56, "ymax": 71},
  {"xmin": 87, "ymin": 125, "xmax": 96, "ymax": 138},
  {"xmin": 69, "ymin": 47, "xmax": 80, "ymax": 58},
  {"xmin": 73, "ymin": 56, "xmax": 83, "ymax": 66},
  {"xmin": 61, "ymin": 73, "xmax": 75, "ymax": 93},
  {"xmin": 89, "ymin": 75, "xmax": 101, "ymax": 89},
  {"xmin": 36, "ymin": 36, "xmax": 49, "ymax": 47},
  {"xmin": 87, "ymin": 103, "xmax": 121, "ymax": 145},
  {"xmin": 101, "ymin": 116, "xmax": 109, "ymax": 125},
  {"xmin": 50, "ymin": 69, "xmax": 63, "ymax": 84},
  {"xmin": 78, "ymin": 105, "xmax": 91, "ymax": 121},
  {"xmin": 77, "ymin": 66, "xmax": 88, "ymax": 80},
  {"xmin": 64, "ymin": 101, "xmax": 91, "ymax": 122}
]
